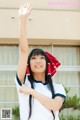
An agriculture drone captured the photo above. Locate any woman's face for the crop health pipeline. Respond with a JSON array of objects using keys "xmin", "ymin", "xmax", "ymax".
[{"xmin": 30, "ymin": 54, "xmax": 46, "ymax": 74}]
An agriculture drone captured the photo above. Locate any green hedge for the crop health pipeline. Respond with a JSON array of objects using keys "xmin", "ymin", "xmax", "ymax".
[{"xmin": 60, "ymin": 114, "xmax": 80, "ymax": 120}]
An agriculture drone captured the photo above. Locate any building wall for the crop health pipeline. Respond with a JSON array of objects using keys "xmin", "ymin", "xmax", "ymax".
[
  {"xmin": 0, "ymin": 0, "xmax": 80, "ymax": 42},
  {"xmin": 0, "ymin": 0, "xmax": 80, "ymax": 119}
]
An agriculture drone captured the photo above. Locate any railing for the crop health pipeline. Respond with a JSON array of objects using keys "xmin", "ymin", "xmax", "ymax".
[{"xmin": 0, "ymin": 65, "xmax": 80, "ymax": 71}]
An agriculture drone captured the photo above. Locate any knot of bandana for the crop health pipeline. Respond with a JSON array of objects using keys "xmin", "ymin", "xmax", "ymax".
[{"xmin": 45, "ymin": 52, "xmax": 61, "ymax": 77}]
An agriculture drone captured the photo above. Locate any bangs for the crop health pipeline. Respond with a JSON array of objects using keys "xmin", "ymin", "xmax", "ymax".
[
  {"xmin": 28, "ymin": 48, "xmax": 49, "ymax": 66},
  {"xmin": 31, "ymin": 49, "xmax": 46, "ymax": 57}
]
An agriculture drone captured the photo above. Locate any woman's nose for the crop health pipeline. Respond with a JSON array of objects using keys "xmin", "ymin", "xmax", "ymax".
[{"xmin": 36, "ymin": 59, "xmax": 40, "ymax": 63}]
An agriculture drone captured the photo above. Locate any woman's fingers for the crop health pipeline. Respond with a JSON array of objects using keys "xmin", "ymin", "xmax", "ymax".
[
  {"xmin": 19, "ymin": 84, "xmax": 29, "ymax": 94},
  {"xmin": 23, "ymin": 2, "xmax": 31, "ymax": 8},
  {"xmin": 19, "ymin": 2, "xmax": 32, "ymax": 16}
]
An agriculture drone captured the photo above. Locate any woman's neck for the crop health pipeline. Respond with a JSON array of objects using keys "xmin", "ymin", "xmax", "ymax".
[{"xmin": 33, "ymin": 73, "xmax": 45, "ymax": 83}]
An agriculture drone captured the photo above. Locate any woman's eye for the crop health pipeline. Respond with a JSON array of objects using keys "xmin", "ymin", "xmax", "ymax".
[
  {"xmin": 41, "ymin": 56, "xmax": 45, "ymax": 59},
  {"xmin": 31, "ymin": 57, "xmax": 36, "ymax": 59},
  {"xmin": 31, "ymin": 56, "xmax": 45, "ymax": 60}
]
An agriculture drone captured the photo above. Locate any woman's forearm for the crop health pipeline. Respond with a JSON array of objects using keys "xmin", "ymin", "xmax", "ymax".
[
  {"xmin": 29, "ymin": 88, "xmax": 63, "ymax": 112},
  {"xmin": 19, "ymin": 20, "xmax": 28, "ymax": 52}
]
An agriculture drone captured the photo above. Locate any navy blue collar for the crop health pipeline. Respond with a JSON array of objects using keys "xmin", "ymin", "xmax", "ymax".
[{"xmin": 33, "ymin": 79, "xmax": 49, "ymax": 85}]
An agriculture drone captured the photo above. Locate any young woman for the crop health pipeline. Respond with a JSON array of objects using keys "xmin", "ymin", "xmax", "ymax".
[{"xmin": 15, "ymin": 3, "xmax": 66, "ymax": 120}]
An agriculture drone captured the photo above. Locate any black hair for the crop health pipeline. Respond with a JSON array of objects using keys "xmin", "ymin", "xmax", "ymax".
[{"xmin": 27, "ymin": 48, "xmax": 55, "ymax": 120}]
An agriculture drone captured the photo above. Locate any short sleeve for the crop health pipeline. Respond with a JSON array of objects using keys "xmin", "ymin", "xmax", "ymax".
[
  {"xmin": 54, "ymin": 84, "xmax": 66, "ymax": 100},
  {"xmin": 15, "ymin": 74, "xmax": 30, "ymax": 92}
]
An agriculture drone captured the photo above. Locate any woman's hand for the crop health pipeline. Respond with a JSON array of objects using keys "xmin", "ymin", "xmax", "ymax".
[
  {"xmin": 19, "ymin": 84, "xmax": 31, "ymax": 94},
  {"xmin": 19, "ymin": 2, "xmax": 32, "ymax": 20}
]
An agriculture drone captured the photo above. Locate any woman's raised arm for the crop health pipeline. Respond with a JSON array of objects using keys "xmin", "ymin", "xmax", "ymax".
[{"xmin": 17, "ymin": 3, "xmax": 31, "ymax": 84}]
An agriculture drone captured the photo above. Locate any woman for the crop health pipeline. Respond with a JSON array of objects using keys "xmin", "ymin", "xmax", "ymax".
[{"xmin": 15, "ymin": 3, "xmax": 66, "ymax": 120}]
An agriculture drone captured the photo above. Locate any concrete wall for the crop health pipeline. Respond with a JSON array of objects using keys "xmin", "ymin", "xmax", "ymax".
[{"xmin": 0, "ymin": 0, "xmax": 80, "ymax": 45}]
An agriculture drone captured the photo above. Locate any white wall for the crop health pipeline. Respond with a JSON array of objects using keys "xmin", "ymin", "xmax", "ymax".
[{"xmin": 0, "ymin": 0, "xmax": 80, "ymax": 41}]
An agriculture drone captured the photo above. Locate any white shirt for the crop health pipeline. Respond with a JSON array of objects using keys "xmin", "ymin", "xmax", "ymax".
[{"xmin": 15, "ymin": 75, "xmax": 66, "ymax": 120}]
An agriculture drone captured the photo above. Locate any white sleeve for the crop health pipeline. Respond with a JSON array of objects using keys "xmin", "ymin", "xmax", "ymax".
[
  {"xmin": 15, "ymin": 75, "xmax": 21, "ymax": 93},
  {"xmin": 15, "ymin": 74, "xmax": 30, "ymax": 92},
  {"xmin": 54, "ymin": 84, "xmax": 66, "ymax": 100}
]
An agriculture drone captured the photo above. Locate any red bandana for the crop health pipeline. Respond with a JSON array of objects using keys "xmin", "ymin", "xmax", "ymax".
[
  {"xmin": 26, "ymin": 64, "xmax": 30, "ymax": 76},
  {"xmin": 45, "ymin": 52, "xmax": 61, "ymax": 77},
  {"xmin": 26, "ymin": 52, "xmax": 61, "ymax": 77}
]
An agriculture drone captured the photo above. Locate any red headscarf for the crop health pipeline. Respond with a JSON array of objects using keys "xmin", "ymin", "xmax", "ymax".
[
  {"xmin": 26, "ymin": 51, "xmax": 61, "ymax": 77},
  {"xmin": 45, "ymin": 52, "xmax": 61, "ymax": 77}
]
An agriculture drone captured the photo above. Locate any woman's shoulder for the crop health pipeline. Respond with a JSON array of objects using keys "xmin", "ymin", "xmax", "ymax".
[
  {"xmin": 15, "ymin": 74, "xmax": 30, "ymax": 87},
  {"xmin": 24, "ymin": 75, "xmax": 31, "ymax": 86},
  {"xmin": 53, "ymin": 82, "xmax": 66, "ymax": 96},
  {"xmin": 53, "ymin": 82, "xmax": 64, "ymax": 88}
]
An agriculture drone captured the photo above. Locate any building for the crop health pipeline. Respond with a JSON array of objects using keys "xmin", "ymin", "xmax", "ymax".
[{"xmin": 0, "ymin": 0, "xmax": 80, "ymax": 119}]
